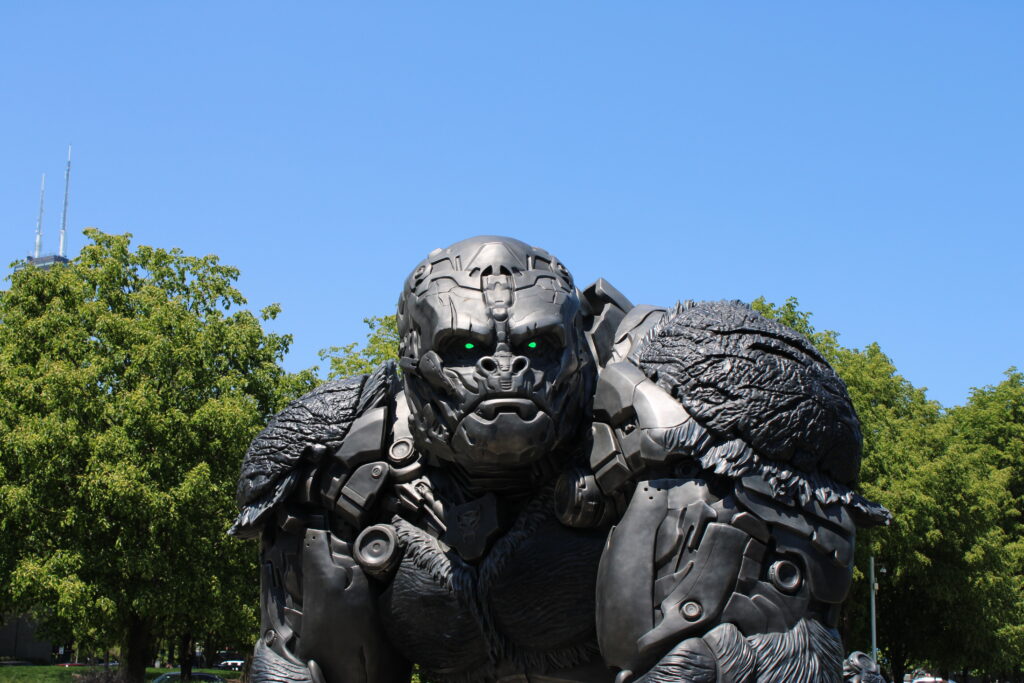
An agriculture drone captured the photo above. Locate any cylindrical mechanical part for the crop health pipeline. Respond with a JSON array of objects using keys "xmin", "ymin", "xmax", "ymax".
[
  {"xmin": 554, "ymin": 466, "xmax": 614, "ymax": 528},
  {"xmin": 768, "ymin": 559, "xmax": 802, "ymax": 594},
  {"xmin": 681, "ymin": 601, "xmax": 703, "ymax": 621},
  {"xmin": 388, "ymin": 437, "xmax": 417, "ymax": 466},
  {"xmin": 353, "ymin": 524, "xmax": 401, "ymax": 580},
  {"xmin": 389, "ymin": 438, "xmax": 424, "ymax": 482}
]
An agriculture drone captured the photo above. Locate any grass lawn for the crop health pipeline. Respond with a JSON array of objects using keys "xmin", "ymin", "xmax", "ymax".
[{"xmin": 0, "ymin": 667, "xmax": 242, "ymax": 682}]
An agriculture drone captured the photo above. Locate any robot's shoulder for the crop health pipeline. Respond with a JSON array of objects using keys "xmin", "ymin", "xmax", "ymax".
[
  {"xmin": 586, "ymin": 299, "xmax": 889, "ymax": 526},
  {"xmin": 580, "ymin": 278, "xmax": 668, "ymax": 368},
  {"xmin": 230, "ymin": 361, "xmax": 398, "ymax": 538}
]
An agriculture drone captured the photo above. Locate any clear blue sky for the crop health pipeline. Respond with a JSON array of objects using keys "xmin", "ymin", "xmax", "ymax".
[{"xmin": 2, "ymin": 3, "xmax": 1021, "ymax": 408}]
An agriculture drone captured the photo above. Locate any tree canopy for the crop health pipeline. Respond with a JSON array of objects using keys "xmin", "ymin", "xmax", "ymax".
[
  {"xmin": 0, "ymin": 230, "xmax": 315, "ymax": 682},
  {"xmin": 319, "ymin": 314, "xmax": 399, "ymax": 379}
]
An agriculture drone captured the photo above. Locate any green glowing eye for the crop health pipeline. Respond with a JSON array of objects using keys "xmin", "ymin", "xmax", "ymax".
[
  {"xmin": 464, "ymin": 342, "xmax": 475, "ymax": 350},
  {"xmin": 528, "ymin": 341, "xmax": 538, "ymax": 349}
]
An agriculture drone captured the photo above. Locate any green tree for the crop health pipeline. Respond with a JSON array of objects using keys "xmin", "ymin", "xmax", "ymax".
[
  {"xmin": 943, "ymin": 370, "xmax": 1024, "ymax": 676},
  {"xmin": 319, "ymin": 314, "xmax": 399, "ymax": 379},
  {"xmin": 0, "ymin": 230, "xmax": 315, "ymax": 682},
  {"xmin": 948, "ymin": 369, "xmax": 1024, "ymax": 503}
]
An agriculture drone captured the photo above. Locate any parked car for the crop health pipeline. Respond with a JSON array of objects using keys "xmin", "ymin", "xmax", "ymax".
[
  {"xmin": 911, "ymin": 678, "xmax": 957, "ymax": 683},
  {"xmin": 216, "ymin": 659, "xmax": 244, "ymax": 671},
  {"xmin": 152, "ymin": 673, "xmax": 227, "ymax": 683}
]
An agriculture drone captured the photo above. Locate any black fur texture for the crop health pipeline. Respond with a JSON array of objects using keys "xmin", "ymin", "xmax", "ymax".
[
  {"xmin": 631, "ymin": 300, "xmax": 891, "ymax": 526},
  {"xmin": 231, "ymin": 362, "xmax": 396, "ymax": 538}
]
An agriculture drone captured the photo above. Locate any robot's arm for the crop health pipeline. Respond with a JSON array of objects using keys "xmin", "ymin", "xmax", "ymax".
[
  {"xmin": 585, "ymin": 300, "xmax": 890, "ymax": 682},
  {"xmin": 596, "ymin": 475, "xmax": 854, "ymax": 683},
  {"xmin": 254, "ymin": 515, "xmax": 408, "ymax": 683},
  {"xmin": 232, "ymin": 363, "xmax": 411, "ymax": 683}
]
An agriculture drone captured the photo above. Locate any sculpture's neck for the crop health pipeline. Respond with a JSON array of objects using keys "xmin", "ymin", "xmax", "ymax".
[{"xmin": 427, "ymin": 457, "xmax": 565, "ymax": 563}]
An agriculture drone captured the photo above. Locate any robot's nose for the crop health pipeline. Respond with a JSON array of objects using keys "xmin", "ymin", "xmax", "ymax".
[{"xmin": 477, "ymin": 350, "xmax": 529, "ymax": 391}]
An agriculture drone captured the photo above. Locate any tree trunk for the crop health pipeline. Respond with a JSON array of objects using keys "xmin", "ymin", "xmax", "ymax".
[
  {"xmin": 179, "ymin": 632, "xmax": 194, "ymax": 681},
  {"xmin": 120, "ymin": 614, "xmax": 153, "ymax": 683},
  {"xmin": 891, "ymin": 654, "xmax": 907, "ymax": 683}
]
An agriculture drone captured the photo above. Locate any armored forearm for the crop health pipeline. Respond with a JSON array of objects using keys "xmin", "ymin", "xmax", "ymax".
[
  {"xmin": 234, "ymin": 366, "xmax": 411, "ymax": 683},
  {"xmin": 252, "ymin": 509, "xmax": 409, "ymax": 683},
  {"xmin": 596, "ymin": 477, "xmax": 851, "ymax": 683},
  {"xmin": 584, "ymin": 299, "xmax": 891, "ymax": 682}
]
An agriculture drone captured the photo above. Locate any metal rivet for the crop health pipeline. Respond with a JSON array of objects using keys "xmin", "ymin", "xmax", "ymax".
[
  {"xmin": 264, "ymin": 629, "xmax": 276, "ymax": 645},
  {"xmin": 371, "ymin": 465, "xmax": 384, "ymax": 478},
  {"xmin": 412, "ymin": 263, "xmax": 431, "ymax": 283},
  {"xmin": 681, "ymin": 601, "xmax": 702, "ymax": 620},
  {"xmin": 388, "ymin": 438, "xmax": 416, "ymax": 465}
]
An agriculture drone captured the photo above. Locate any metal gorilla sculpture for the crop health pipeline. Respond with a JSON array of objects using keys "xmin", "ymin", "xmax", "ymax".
[{"xmin": 231, "ymin": 236, "xmax": 891, "ymax": 683}]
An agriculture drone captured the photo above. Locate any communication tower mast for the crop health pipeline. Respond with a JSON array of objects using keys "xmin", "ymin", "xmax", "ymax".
[
  {"xmin": 59, "ymin": 145, "xmax": 71, "ymax": 259},
  {"xmin": 34, "ymin": 174, "xmax": 46, "ymax": 259},
  {"xmin": 18, "ymin": 147, "xmax": 73, "ymax": 272}
]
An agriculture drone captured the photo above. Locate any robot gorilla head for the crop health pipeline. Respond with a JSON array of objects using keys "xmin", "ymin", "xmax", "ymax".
[{"xmin": 397, "ymin": 236, "xmax": 595, "ymax": 475}]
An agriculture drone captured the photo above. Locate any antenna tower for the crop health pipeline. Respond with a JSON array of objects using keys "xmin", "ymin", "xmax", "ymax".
[
  {"xmin": 59, "ymin": 145, "xmax": 71, "ymax": 258},
  {"xmin": 34, "ymin": 174, "xmax": 46, "ymax": 259}
]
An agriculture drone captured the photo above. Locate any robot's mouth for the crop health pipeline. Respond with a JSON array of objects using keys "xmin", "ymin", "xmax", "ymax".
[
  {"xmin": 450, "ymin": 399, "xmax": 554, "ymax": 467},
  {"xmin": 473, "ymin": 398, "xmax": 540, "ymax": 421}
]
